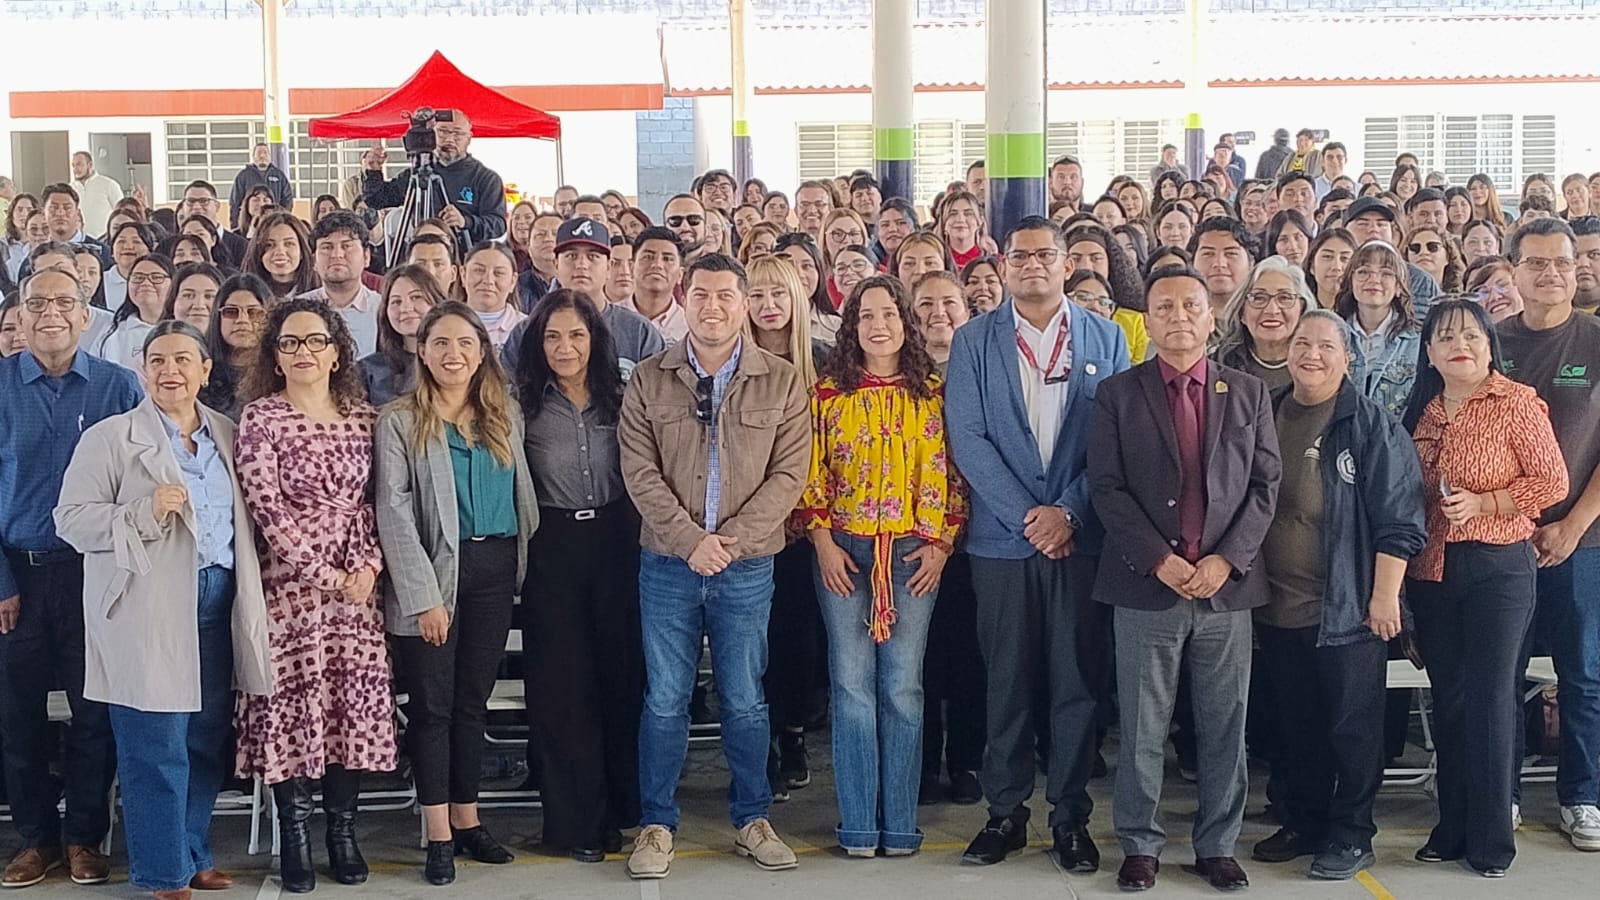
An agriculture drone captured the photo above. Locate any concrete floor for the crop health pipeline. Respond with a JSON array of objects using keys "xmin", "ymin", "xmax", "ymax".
[{"xmin": 4, "ymin": 737, "xmax": 1593, "ymax": 900}]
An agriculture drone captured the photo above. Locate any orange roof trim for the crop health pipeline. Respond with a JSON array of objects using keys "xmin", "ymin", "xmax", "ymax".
[{"xmin": 10, "ymin": 84, "xmax": 664, "ymax": 119}]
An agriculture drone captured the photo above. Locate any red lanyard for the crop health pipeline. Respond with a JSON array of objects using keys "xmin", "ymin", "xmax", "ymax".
[{"xmin": 1016, "ymin": 317, "xmax": 1071, "ymax": 385}]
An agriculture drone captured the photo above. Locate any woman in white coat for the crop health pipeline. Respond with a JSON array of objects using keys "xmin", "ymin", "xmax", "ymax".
[{"xmin": 55, "ymin": 320, "xmax": 272, "ymax": 900}]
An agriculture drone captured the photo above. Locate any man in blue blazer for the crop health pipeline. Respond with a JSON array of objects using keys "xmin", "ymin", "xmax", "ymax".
[
  {"xmin": 1088, "ymin": 264, "xmax": 1281, "ymax": 893},
  {"xmin": 946, "ymin": 216, "xmax": 1132, "ymax": 874}
]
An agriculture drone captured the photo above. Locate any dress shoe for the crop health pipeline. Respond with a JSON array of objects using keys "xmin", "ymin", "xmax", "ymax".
[
  {"xmin": 152, "ymin": 890, "xmax": 192, "ymax": 900},
  {"xmin": 948, "ymin": 770, "xmax": 983, "ymax": 805},
  {"xmin": 1251, "ymin": 826, "xmax": 1321, "ymax": 863},
  {"xmin": 2, "ymin": 847, "xmax": 62, "ymax": 888},
  {"xmin": 424, "ymin": 840, "xmax": 455, "ymax": 886},
  {"xmin": 1051, "ymin": 824, "xmax": 1099, "ymax": 873},
  {"xmin": 1192, "ymin": 856, "xmax": 1250, "ymax": 891},
  {"xmin": 453, "ymin": 825, "xmax": 515, "ymax": 864},
  {"xmin": 603, "ymin": 829, "xmax": 625, "ymax": 855},
  {"xmin": 1415, "ymin": 844, "xmax": 1460, "ymax": 863},
  {"xmin": 961, "ymin": 816, "xmax": 1028, "ymax": 865},
  {"xmin": 569, "ymin": 846, "xmax": 605, "ymax": 864},
  {"xmin": 1116, "ymin": 855, "xmax": 1159, "ymax": 891},
  {"xmin": 189, "ymin": 869, "xmax": 235, "ymax": 891},
  {"xmin": 65, "ymin": 845, "xmax": 110, "ymax": 886}
]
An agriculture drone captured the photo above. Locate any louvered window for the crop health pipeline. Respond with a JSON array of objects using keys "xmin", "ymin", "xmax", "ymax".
[{"xmin": 1364, "ymin": 114, "xmax": 1557, "ymax": 197}]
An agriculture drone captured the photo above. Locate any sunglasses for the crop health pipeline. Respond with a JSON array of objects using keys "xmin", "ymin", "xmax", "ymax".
[
  {"xmin": 1409, "ymin": 241, "xmax": 1443, "ymax": 254},
  {"xmin": 694, "ymin": 375, "xmax": 715, "ymax": 425},
  {"xmin": 667, "ymin": 215, "xmax": 704, "ymax": 228},
  {"xmin": 220, "ymin": 306, "xmax": 268, "ymax": 321}
]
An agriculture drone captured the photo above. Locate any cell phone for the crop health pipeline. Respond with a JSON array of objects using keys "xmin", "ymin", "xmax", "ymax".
[{"xmin": 1440, "ymin": 476, "xmax": 1453, "ymax": 498}]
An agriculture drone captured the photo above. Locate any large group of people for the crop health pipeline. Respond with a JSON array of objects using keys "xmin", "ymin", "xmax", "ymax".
[{"xmin": 2, "ymin": 113, "xmax": 1600, "ymax": 898}]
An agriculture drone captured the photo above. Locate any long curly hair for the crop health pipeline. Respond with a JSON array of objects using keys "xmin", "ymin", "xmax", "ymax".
[
  {"xmin": 823, "ymin": 274, "xmax": 935, "ymax": 400},
  {"xmin": 242, "ymin": 296, "xmax": 368, "ymax": 413},
  {"xmin": 402, "ymin": 301, "xmax": 517, "ymax": 467}
]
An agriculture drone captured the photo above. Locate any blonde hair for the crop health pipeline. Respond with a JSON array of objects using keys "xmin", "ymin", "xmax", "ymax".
[
  {"xmin": 744, "ymin": 254, "xmax": 818, "ymax": 387},
  {"xmin": 737, "ymin": 222, "xmax": 785, "ymax": 264},
  {"xmin": 402, "ymin": 302, "xmax": 517, "ymax": 467},
  {"xmin": 821, "ymin": 208, "xmax": 869, "ymax": 268}
]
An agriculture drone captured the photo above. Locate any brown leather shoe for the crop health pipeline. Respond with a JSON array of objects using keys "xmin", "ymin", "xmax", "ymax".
[
  {"xmin": 64, "ymin": 845, "xmax": 110, "ymax": 886},
  {"xmin": 1116, "ymin": 854, "xmax": 1159, "ymax": 891},
  {"xmin": 152, "ymin": 890, "xmax": 192, "ymax": 900},
  {"xmin": 188, "ymin": 870, "xmax": 234, "ymax": 892},
  {"xmin": 2, "ymin": 847, "xmax": 63, "ymax": 888},
  {"xmin": 1192, "ymin": 856, "xmax": 1250, "ymax": 891}
]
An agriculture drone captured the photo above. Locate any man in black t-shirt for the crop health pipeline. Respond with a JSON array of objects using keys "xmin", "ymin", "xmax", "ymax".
[{"xmin": 1495, "ymin": 217, "xmax": 1600, "ymax": 851}]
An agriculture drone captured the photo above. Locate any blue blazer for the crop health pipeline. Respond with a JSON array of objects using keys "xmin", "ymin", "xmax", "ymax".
[{"xmin": 946, "ymin": 299, "xmax": 1132, "ymax": 559}]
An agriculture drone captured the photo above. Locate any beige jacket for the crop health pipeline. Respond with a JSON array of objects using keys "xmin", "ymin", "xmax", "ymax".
[
  {"xmin": 55, "ymin": 399, "xmax": 273, "ymax": 712},
  {"xmin": 620, "ymin": 339, "xmax": 811, "ymax": 561}
]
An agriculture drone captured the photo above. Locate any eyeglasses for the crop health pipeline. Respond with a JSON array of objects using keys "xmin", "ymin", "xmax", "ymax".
[
  {"xmin": 666, "ymin": 215, "xmax": 703, "ymax": 228},
  {"xmin": 694, "ymin": 375, "xmax": 715, "ymax": 425},
  {"xmin": 1408, "ymin": 241, "xmax": 1443, "ymax": 254},
  {"xmin": 827, "ymin": 229, "xmax": 864, "ymax": 244},
  {"xmin": 1005, "ymin": 248, "xmax": 1062, "ymax": 267},
  {"xmin": 275, "ymin": 334, "xmax": 333, "ymax": 355},
  {"xmin": 834, "ymin": 259, "xmax": 872, "ymax": 277},
  {"xmin": 1067, "ymin": 291, "xmax": 1114, "ymax": 311},
  {"xmin": 1518, "ymin": 256, "xmax": 1577, "ymax": 273},
  {"xmin": 1352, "ymin": 267, "xmax": 1398, "ymax": 283},
  {"xmin": 1245, "ymin": 290, "xmax": 1300, "ymax": 310},
  {"xmin": 220, "ymin": 306, "xmax": 268, "ymax": 321},
  {"xmin": 22, "ymin": 295, "xmax": 83, "ymax": 314},
  {"xmin": 181, "ymin": 197, "xmax": 217, "ymax": 208},
  {"xmin": 129, "ymin": 272, "xmax": 170, "ymax": 286}
]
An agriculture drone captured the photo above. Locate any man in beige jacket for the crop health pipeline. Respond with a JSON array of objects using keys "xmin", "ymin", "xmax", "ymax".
[{"xmin": 619, "ymin": 253, "xmax": 810, "ymax": 881}]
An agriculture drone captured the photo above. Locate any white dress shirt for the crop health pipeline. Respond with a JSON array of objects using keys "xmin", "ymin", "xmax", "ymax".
[{"xmin": 1013, "ymin": 301, "xmax": 1072, "ymax": 471}]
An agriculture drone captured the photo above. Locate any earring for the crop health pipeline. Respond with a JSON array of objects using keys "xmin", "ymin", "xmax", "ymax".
[
  {"xmin": 274, "ymin": 365, "xmax": 283, "ymax": 376},
  {"xmin": 331, "ymin": 361, "xmax": 340, "ymax": 372}
]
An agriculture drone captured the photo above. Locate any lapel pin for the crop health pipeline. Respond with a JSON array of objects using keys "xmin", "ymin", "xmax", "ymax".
[
  {"xmin": 1085, "ymin": 363, "xmax": 1097, "ymax": 375},
  {"xmin": 1215, "ymin": 380, "xmax": 1228, "ymax": 394}
]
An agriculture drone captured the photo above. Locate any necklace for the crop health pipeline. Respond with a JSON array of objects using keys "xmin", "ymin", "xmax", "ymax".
[{"xmin": 1248, "ymin": 349, "xmax": 1288, "ymax": 370}]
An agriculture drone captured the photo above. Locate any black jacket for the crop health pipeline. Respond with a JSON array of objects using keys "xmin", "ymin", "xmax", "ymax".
[
  {"xmin": 363, "ymin": 155, "xmax": 507, "ymax": 245},
  {"xmin": 229, "ymin": 164, "xmax": 295, "ymax": 229},
  {"xmin": 1255, "ymin": 141, "xmax": 1291, "ymax": 181},
  {"xmin": 1268, "ymin": 380, "xmax": 1427, "ymax": 646}
]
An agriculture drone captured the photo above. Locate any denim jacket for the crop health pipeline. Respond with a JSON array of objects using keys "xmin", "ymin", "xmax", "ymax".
[
  {"xmin": 1270, "ymin": 380, "xmax": 1428, "ymax": 646},
  {"xmin": 1349, "ymin": 327, "xmax": 1421, "ymax": 419}
]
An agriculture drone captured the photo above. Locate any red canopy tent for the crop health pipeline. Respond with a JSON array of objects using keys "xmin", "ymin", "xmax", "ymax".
[{"xmin": 308, "ymin": 50, "xmax": 563, "ymax": 181}]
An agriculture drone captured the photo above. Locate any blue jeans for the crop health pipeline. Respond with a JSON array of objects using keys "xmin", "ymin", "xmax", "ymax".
[
  {"xmin": 814, "ymin": 533, "xmax": 937, "ymax": 853},
  {"xmin": 1538, "ymin": 545, "xmax": 1600, "ymax": 806},
  {"xmin": 637, "ymin": 550, "xmax": 774, "ymax": 830},
  {"xmin": 108, "ymin": 566, "xmax": 235, "ymax": 891}
]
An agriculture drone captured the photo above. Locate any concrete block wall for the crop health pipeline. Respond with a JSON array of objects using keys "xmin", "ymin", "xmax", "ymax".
[{"xmin": 635, "ymin": 97, "xmax": 698, "ymax": 220}]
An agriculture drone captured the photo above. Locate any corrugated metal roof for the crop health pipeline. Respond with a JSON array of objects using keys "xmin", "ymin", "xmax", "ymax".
[{"xmin": 661, "ymin": 14, "xmax": 1600, "ymax": 93}]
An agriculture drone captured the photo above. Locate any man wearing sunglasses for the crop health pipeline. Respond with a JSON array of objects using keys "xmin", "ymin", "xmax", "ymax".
[
  {"xmin": 663, "ymin": 194, "xmax": 710, "ymax": 264},
  {"xmin": 619, "ymin": 254, "xmax": 810, "ymax": 882},
  {"xmin": 0, "ymin": 267, "xmax": 141, "ymax": 888}
]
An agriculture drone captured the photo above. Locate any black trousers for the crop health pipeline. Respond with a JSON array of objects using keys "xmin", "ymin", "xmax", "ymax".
[
  {"xmin": 523, "ymin": 503, "xmax": 643, "ymax": 849},
  {"xmin": 1257, "ymin": 623, "xmax": 1387, "ymax": 850},
  {"xmin": 970, "ymin": 553, "xmax": 1105, "ymax": 829},
  {"xmin": 393, "ymin": 538, "xmax": 517, "ymax": 807},
  {"xmin": 922, "ymin": 552, "xmax": 986, "ymax": 777},
  {"xmin": 1409, "ymin": 541, "xmax": 1537, "ymax": 871},
  {"xmin": 764, "ymin": 540, "xmax": 825, "ymax": 733},
  {"xmin": 0, "ymin": 552, "xmax": 115, "ymax": 848}
]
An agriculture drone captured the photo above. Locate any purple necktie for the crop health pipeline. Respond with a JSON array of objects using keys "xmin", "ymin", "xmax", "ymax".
[{"xmin": 1173, "ymin": 372, "xmax": 1204, "ymax": 562}]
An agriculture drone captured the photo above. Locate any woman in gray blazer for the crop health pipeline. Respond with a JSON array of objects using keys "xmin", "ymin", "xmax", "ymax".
[
  {"xmin": 55, "ymin": 321, "xmax": 272, "ymax": 899},
  {"xmin": 374, "ymin": 301, "xmax": 540, "ymax": 886}
]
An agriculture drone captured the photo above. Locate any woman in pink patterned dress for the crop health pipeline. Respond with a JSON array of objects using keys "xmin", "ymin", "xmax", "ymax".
[{"xmin": 235, "ymin": 297, "xmax": 395, "ymax": 894}]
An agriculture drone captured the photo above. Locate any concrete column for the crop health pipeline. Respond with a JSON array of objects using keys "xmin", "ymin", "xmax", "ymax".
[
  {"xmin": 259, "ymin": 0, "xmax": 290, "ymax": 177},
  {"xmin": 730, "ymin": 0, "xmax": 754, "ymax": 185},
  {"xmin": 873, "ymin": 0, "xmax": 915, "ymax": 203},
  {"xmin": 1182, "ymin": 0, "xmax": 1209, "ymax": 185},
  {"xmin": 985, "ymin": 0, "xmax": 1045, "ymax": 243}
]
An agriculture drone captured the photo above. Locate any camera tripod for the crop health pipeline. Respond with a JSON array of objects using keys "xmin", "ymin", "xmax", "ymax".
[{"xmin": 384, "ymin": 150, "xmax": 450, "ymax": 266}]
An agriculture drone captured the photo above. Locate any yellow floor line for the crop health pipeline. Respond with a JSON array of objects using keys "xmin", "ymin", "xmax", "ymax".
[{"xmin": 1356, "ymin": 869, "xmax": 1399, "ymax": 900}]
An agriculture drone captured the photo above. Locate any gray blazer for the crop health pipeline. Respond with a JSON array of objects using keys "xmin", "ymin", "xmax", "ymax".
[
  {"xmin": 374, "ymin": 403, "xmax": 539, "ymax": 637},
  {"xmin": 55, "ymin": 398, "xmax": 274, "ymax": 712}
]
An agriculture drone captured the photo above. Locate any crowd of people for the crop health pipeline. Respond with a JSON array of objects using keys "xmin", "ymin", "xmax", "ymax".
[{"xmin": 2, "ymin": 113, "xmax": 1600, "ymax": 898}]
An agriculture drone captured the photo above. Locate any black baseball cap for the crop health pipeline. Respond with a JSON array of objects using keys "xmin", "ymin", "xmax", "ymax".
[
  {"xmin": 1344, "ymin": 197, "xmax": 1396, "ymax": 223},
  {"xmin": 556, "ymin": 217, "xmax": 611, "ymax": 254}
]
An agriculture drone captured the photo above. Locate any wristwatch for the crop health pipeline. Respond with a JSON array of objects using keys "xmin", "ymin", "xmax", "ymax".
[{"xmin": 1062, "ymin": 507, "xmax": 1085, "ymax": 531}]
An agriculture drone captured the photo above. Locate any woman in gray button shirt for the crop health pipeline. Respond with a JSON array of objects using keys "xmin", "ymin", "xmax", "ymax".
[{"xmin": 516, "ymin": 288, "xmax": 644, "ymax": 863}]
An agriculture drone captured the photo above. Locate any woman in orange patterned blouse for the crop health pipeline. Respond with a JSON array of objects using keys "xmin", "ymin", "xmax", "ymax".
[
  {"xmin": 795, "ymin": 274, "xmax": 966, "ymax": 859},
  {"xmin": 1401, "ymin": 298, "xmax": 1568, "ymax": 878}
]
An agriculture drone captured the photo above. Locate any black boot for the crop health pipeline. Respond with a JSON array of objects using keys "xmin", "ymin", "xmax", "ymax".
[
  {"xmin": 424, "ymin": 841, "xmax": 456, "ymax": 886},
  {"xmin": 272, "ymin": 778, "xmax": 317, "ymax": 893},
  {"xmin": 321, "ymin": 766, "xmax": 369, "ymax": 885}
]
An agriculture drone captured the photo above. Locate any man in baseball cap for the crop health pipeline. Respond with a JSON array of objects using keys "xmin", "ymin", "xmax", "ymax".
[
  {"xmin": 1342, "ymin": 197, "xmax": 1439, "ymax": 318},
  {"xmin": 555, "ymin": 218, "xmax": 612, "ymax": 301}
]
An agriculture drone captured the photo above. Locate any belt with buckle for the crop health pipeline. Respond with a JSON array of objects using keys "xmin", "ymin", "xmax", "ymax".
[
  {"xmin": 4, "ymin": 548, "xmax": 81, "ymax": 568},
  {"xmin": 542, "ymin": 506, "xmax": 605, "ymax": 522}
]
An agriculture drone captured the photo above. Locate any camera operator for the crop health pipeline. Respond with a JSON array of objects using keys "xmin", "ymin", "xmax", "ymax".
[{"xmin": 361, "ymin": 109, "xmax": 507, "ymax": 244}]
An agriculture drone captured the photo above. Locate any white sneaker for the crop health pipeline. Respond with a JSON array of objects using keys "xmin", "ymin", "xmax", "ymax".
[
  {"xmin": 1561, "ymin": 805, "xmax": 1600, "ymax": 851},
  {"xmin": 628, "ymin": 825, "xmax": 674, "ymax": 879},
  {"xmin": 735, "ymin": 818, "xmax": 799, "ymax": 871},
  {"xmin": 1512, "ymin": 803, "xmax": 1522, "ymax": 831}
]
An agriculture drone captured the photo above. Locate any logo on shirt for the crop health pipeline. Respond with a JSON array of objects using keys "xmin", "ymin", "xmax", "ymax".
[
  {"xmin": 1337, "ymin": 449, "xmax": 1356, "ymax": 485},
  {"xmin": 460, "ymin": 187, "xmax": 475, "ymax": 204},
  {"xmin": 1555, "ymin": 364, "xmax": 1591, "ymax": 388}
]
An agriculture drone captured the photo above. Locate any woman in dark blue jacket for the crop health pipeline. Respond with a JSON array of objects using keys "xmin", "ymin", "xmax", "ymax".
[{"xmin": 1250, "ymin": 310, "xmax": 1428, "ymax": 881}]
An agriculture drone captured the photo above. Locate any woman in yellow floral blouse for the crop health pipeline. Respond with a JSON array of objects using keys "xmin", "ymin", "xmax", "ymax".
[{"xmin": 795, "ymin": 274, "xmax": 966, "ymax": 859}]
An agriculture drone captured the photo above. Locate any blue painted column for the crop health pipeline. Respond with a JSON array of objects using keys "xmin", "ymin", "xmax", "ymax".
[
  {"xmin": 873, "ymin": 0, "xmax": 915, "ymax": 204},
  {"xmin": 985, "ymin": 0, "xmax": 1045, "ymax": 244}
]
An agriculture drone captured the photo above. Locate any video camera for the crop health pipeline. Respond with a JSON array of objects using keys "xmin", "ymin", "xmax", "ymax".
[{"xmin": 402, "ymin": 107, "xmax": 454, "ymax": 157}]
